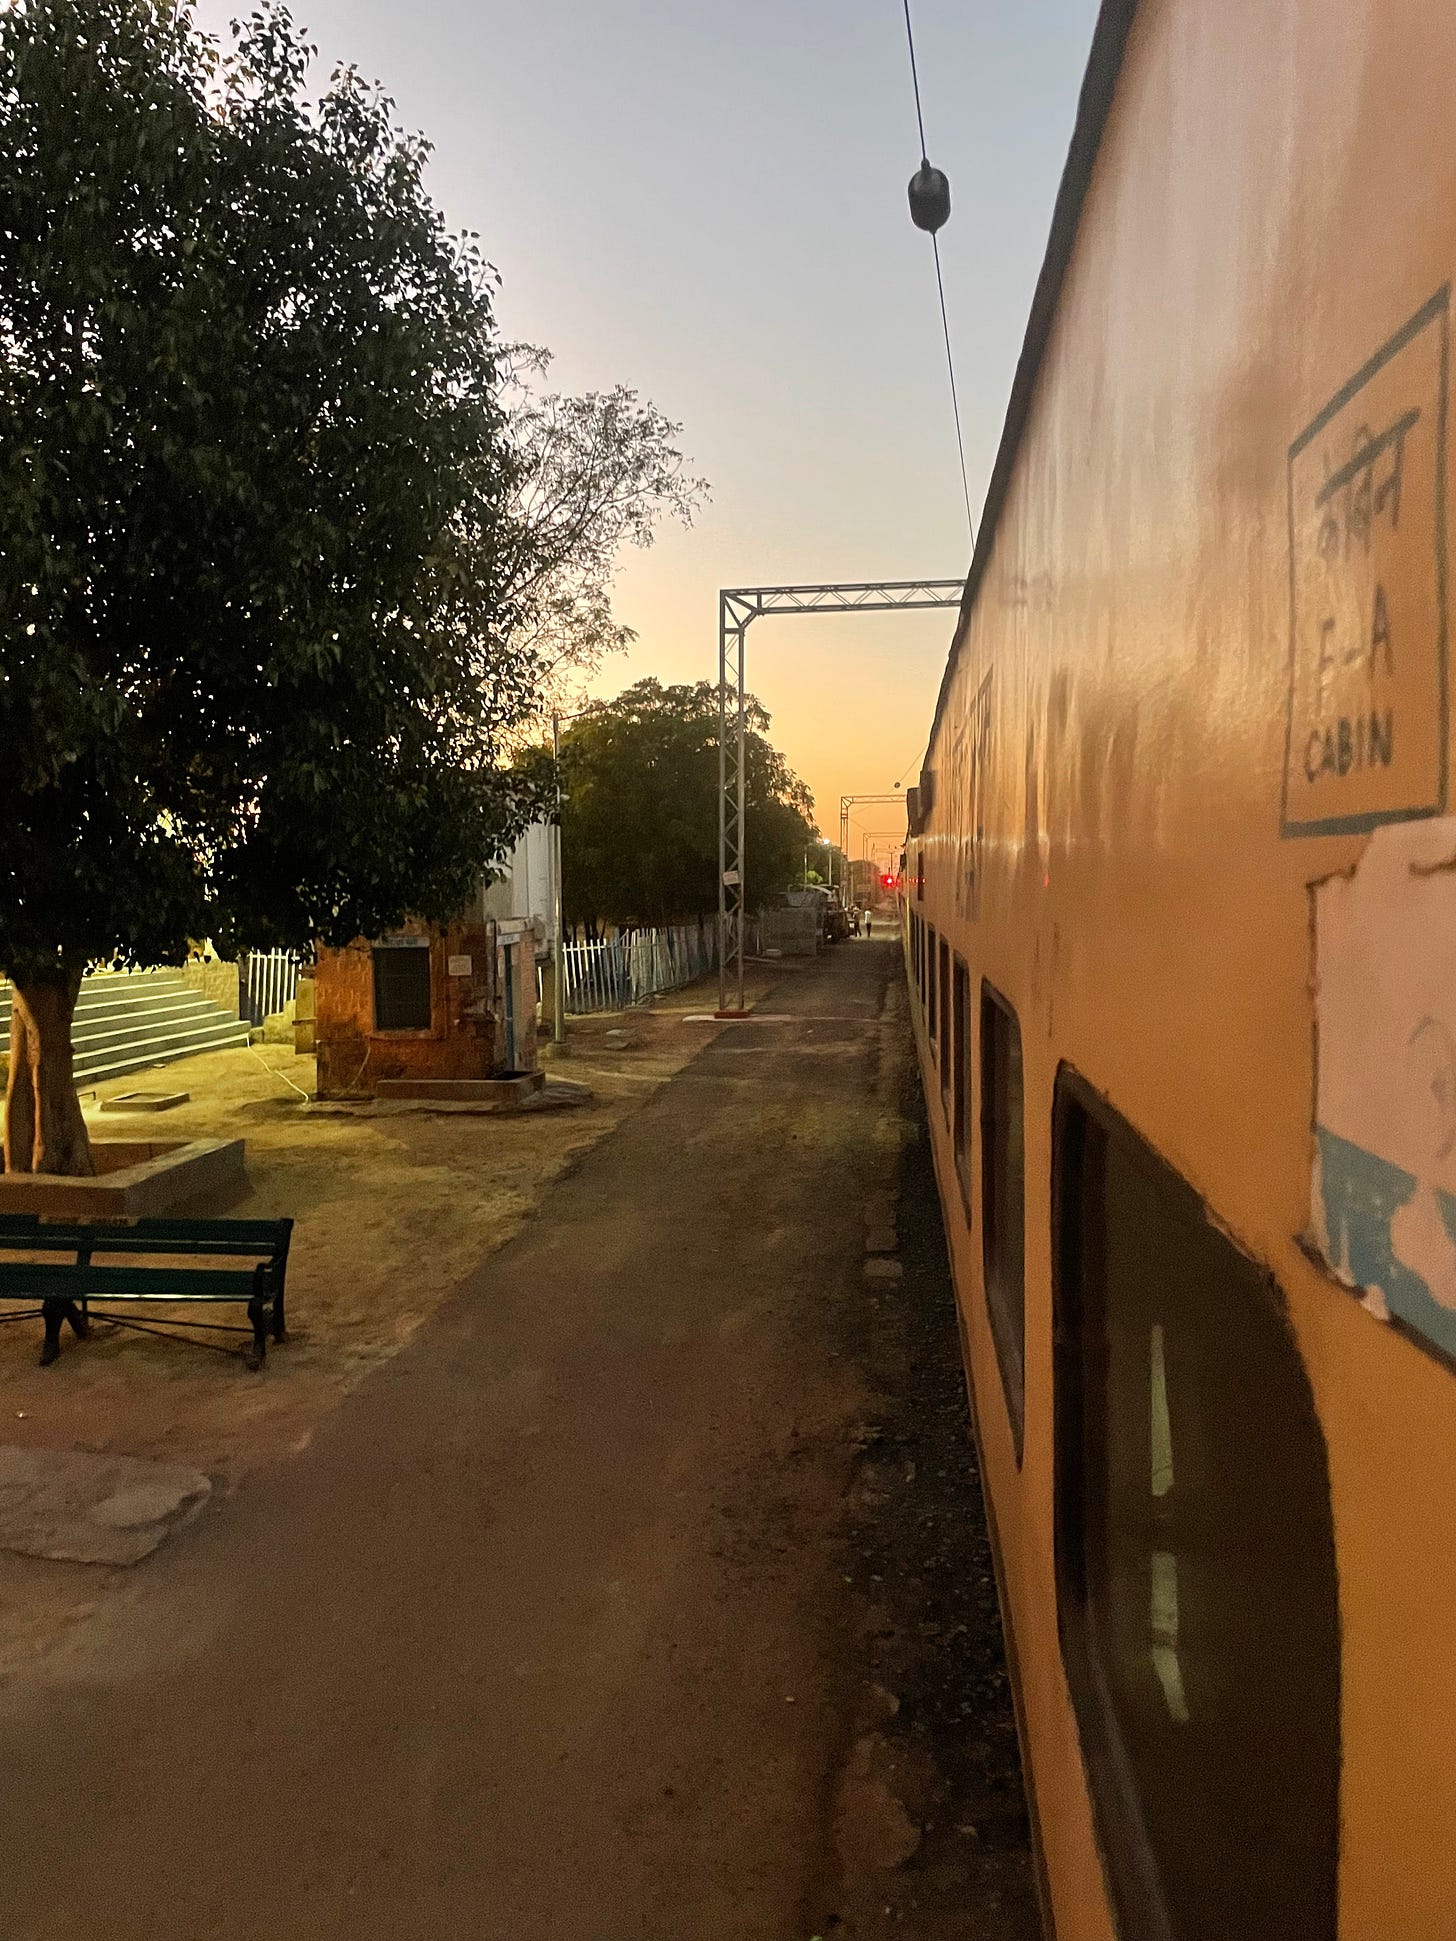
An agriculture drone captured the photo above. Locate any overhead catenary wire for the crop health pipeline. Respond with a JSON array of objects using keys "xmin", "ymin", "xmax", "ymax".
[
  {"xmin": 931, "ymin": 232, "xmax": 975, "ymax": 547},
  {"xmin": 902, "ymin": 0, "xmax": 930, "ymax": 157},
  {"xmin": 901, "ymin": 0, "xmax": 976, "ymax": 551}
]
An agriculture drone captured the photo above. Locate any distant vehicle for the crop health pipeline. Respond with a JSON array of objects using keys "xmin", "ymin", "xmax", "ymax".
[
  {"xmin": 786, "ymin": 884, "xmax": 850, "ymax": 943},
  {"xmin": 822, "ymin": 897, "xmax": 851, "ymax": 944}
]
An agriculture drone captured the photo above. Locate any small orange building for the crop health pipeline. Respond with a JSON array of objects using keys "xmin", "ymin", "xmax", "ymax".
[{"xmin": 314, "ymin": 916, "xmax": 540, "ymax": 1100}]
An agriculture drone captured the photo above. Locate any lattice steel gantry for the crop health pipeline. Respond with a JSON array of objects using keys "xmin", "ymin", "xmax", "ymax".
[
  {"xmin": 839, "ymin": 794, "xmax": 913, "ymax": 887},
  {"xmin": 716, "ymin": 579, "xmax": 964, "ymax": 1013}
]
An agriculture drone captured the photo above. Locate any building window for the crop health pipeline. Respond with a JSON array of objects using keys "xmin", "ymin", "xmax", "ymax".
[
  {"xmin": 1053, "ymin": 1073, "xmax": 1340, "ymax": 1941},
  {"xmin": 953, "ymin": 958, "xmax": 972, "ymax": 1208},
  {"xmin": 926, "ymin": 929, "xmax": 938, "ymax": 1048},
  {"xmin": 938, "ymin": 938, "xmax": 952, "ymax": 1105},
  {"xmin": 372, "ymin": 943, "xmax": 432, "ymax": 1031},
  {"xmin": 981, "ymin": 983, "xmax": 1025, "ymax": 1454}
]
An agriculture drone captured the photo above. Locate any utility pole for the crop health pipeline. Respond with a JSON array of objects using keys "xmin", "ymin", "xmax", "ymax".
[{"xmin": 551, "ymin": 708, "xmax": 565, "ymax": 1046}]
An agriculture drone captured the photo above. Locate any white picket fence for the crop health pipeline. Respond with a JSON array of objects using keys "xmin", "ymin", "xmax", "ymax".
[
  {"xmin": 561, "ymin": 922, "xmax": 718, "ymax": 1015},
  {"xmin": 241, "ymin": 948, "xmax": 305, "ymax": 1027}
]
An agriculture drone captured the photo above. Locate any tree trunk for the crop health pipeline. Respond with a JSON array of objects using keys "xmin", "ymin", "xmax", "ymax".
[{"xmin": 4, "ymin": 970, "xmax": 93, "ymax": 1176}]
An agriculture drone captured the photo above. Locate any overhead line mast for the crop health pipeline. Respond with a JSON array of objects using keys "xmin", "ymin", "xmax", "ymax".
[{"xmin": 715, "ymin": 581, "xmax": 963, "ymax": 1014}]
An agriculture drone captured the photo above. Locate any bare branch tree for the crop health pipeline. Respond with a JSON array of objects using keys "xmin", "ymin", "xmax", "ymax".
[{"xmin": 499, "ymin": 346, "xmax": 709, "ymax": 708}]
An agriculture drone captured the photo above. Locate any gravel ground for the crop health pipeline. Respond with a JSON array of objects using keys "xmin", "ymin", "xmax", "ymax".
[{"xmin": 812, "ymin": 986, "xmax": 1038, "ymax": 1936}]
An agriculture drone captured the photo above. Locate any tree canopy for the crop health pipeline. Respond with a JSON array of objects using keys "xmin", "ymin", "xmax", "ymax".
[
  {"xmin": 499, "ymin": 347, "xmax": 707, "ymax": 706},
  {"xmin": 558, "ymin": 679, "xmax": 818, "ymax": 933},
  {"xmin": 0, "ymin": 0, "xmax": 550, "ymax": 1167}
]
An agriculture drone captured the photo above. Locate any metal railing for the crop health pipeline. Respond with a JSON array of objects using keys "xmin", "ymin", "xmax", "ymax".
[
  {"xmin": 561, "ymin": 922, "xmax": 719, "ymax": 1015},
  {"xmin": 241, "ymin": 949, "xmax": 304, "ymax": 1027}
]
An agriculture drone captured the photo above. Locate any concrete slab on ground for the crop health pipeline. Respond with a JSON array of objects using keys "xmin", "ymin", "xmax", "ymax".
[
  {"xmin": 307, "ymin": 1076, "xmax": 591, "ymax": 1116},
  {"xmin": 0, "ymin": 1446, "xmax": 210, "ymax": 1566}
]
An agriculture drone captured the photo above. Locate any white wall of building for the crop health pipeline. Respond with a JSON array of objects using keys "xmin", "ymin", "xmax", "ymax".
[{"xmin": 480, "ymin": 822, "xmax": 557, "ymax": 957}]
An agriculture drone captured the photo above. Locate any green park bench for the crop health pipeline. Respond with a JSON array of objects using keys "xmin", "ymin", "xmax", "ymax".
[{"xmin": 0, "ymin": 1213, "xmax": 293, "ymax": 1370}]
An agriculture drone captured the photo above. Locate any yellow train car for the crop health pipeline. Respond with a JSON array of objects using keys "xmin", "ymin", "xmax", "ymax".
[{"xmin": 906, "ymin": 2, "xmax": 1456, "ymax": 1936}]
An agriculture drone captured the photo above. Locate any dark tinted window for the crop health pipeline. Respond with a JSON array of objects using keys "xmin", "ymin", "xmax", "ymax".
[
  {"xmin": 981, "ymin": 984, "xmax": 1026, "ymax": 1454},
  {"xmin": 953, "ymin": 959, "xmax": 972, "ymax": 1206},
  {"xmin": 1053, "ymin": 1075, "xmax": 1340, "ymax": 1941},
  {"xmin": 372, "ymin": 945, "xmax": 432, "ymax": 1031},
  {"xmin": 938, "ymin": 940, "xmax": 952, "ymax": 1102},
  {"xmin": 926, "ymin": 929, "xmax": 938, "ymax": 1046}
]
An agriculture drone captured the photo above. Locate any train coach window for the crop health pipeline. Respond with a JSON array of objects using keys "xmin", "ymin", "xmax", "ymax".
[
  {"xmin": 952, "ymin": 959, "xmax": 972, "ymax": 1207},
  {"xmin": 938, "ymin": 939, "xmax": 952, "ymax": 1108},
  {"xmin": 926, "ymin": 930, "xmax": 938, "ymax": 1049},
  {"xmin": 1052, "ymin": 1074, "xmax": 1340, "ymax": 1941},
  {"xmin": 980, "ymin": 984, "xmax": 1025, "ymax": 1456}
]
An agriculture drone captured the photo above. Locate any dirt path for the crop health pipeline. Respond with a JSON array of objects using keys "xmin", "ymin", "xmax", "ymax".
[{"xmin": 0, "ymin": 942, "xmax": 1035, "ymax": 1941}]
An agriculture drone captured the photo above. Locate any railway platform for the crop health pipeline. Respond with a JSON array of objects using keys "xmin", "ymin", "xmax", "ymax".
[{"xmin": 0, "ymin": 938, "xmax": 1034, "ymax": 1941}]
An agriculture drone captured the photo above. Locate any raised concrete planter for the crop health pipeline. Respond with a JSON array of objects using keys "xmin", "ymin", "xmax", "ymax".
[
  {"xmin": 374, "ymin": 1071, "xmax": 545, "ymax": 1106},
  {"xmin": 0, "ymin": 1138, "xmax": 246, "ymax": 1217}
]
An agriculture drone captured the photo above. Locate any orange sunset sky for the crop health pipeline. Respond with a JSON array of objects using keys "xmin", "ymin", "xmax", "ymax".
[{"xmin": 193, "ymin": 0, "xmax": 1099, "ymax": 858}]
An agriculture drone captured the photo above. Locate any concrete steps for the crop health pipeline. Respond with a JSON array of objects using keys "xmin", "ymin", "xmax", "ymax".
[{"xmin": 0, "ymin": 969, "xmax": 250, "ymax": 1090}]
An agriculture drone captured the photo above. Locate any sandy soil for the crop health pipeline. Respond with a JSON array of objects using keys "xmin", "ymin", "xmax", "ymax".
[
  {"xmin": 0, "ymin": 941, "xmax": 1038, "ymax": 1941},
  {"xmin": 0, "ymin": 943, "xmax": 1040, "ymax": 1941},
  {"xmin": 0, "ymin": 975, "xmax": 769, "ymax": 1676}
]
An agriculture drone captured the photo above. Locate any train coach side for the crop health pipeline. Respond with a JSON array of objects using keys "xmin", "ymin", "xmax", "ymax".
[{"xmin": 907, "ymin": 3, "xmax": 1456, "ymax": 1938}]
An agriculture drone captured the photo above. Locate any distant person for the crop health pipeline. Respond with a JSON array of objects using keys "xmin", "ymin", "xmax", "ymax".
[
  {"xmin": 850, "ymin": 904, "xmax": 861, "ymax": 937},
  {"xmin": 865, "ymin": 912, "xmax": 873, "ymax": 939}
]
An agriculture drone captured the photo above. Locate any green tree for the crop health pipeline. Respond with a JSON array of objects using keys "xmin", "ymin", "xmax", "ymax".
[
  {"xmin": 0, "ymin": 0, "xmax": 548, "ymax": 1173},
  {"xmin": 558, "ymin": 679, "xmax": 817, "ymax": 933},
  {"xmin": 801, "ymin": 843, "xmax": 850, "ymax": 890}
]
